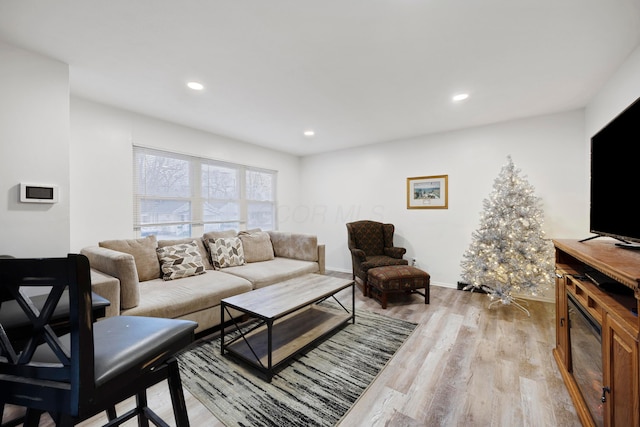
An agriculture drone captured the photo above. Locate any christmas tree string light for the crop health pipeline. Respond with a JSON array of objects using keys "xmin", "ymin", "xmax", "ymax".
[{"xmin": 460, "ymin": 156, "xmax": 555, "ymax": 316}]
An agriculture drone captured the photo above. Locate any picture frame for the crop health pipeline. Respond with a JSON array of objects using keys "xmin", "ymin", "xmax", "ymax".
[{"xmin": 407, "ymin": 175, "xmax": 448, "ymax": 209}]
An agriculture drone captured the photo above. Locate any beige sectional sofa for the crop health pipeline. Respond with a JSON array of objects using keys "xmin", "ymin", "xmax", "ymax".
[{"xmin": 81, "ymin": 230, "xmax": 325, "ymax": 333}]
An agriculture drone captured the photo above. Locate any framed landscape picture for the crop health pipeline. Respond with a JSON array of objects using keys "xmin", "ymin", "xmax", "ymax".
[{"xmin": 407, "ymin": 175, "xmax": 448, "ymax": 209}]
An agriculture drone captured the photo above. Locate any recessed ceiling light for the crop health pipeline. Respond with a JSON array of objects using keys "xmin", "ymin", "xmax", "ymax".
[
  {"xmin": 187, "ymin": 81, "xmax": 204, "ymax": 91},
  {"xmin": 303, "ymin": 130, "xmax": 315, "ymax": 137},
  {"xmin": 452, "ymin": 93, "xmax": 469, "ymax": 102}
]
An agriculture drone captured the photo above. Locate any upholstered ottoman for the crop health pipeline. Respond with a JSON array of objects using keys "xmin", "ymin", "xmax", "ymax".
[{"xmin": 367, "ymin": 265, "xmax": 430, "ymax": 309}]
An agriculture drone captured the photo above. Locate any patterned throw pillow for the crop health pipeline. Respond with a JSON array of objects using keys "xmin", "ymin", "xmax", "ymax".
[
  {"xmin": 156, "ymin": 241, "xmax": 206, "ymax": 281},
  {"xmin": 208, "ymin": 237, "xmax": 245, "ymax": 269}
]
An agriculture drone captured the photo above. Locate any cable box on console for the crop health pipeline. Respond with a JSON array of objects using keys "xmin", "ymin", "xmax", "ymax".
[{"xmin": 584, "ymin": 268, "xmax": 633, "ymax": 295}]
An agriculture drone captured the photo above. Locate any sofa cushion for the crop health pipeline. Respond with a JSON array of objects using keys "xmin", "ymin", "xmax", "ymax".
[
  {"xmin": 209, "ymin": 237, "xmax": 245, "ymax": 269},
  {"xmin": 202, "ymin": 230, "xmax": 237, "ymax": 243},
  {"xmin": 156, "ymin": 241, "xmax": 206, "ymax": 281},
  {"xmin": 121, "ymin": 271, "xmax": 253, "ymax": 322},
  {"xmin": 99, "ymin": 235, "xmax": 160, "ymax": 282},
  {"xmin": 238, "ymin": 231, "xmax": 275, "ymax": 263},
  {"xmin": 158, "ymin": 237, "xmax": 213, "ymax": 270},
  {"xmin": 223, "ymin": 257, "xmax": 320, "ymax": 289}
]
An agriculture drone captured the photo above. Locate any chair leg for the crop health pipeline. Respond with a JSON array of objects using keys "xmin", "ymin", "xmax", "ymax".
[
  {"xmin": 23, "ymin": 409, "xmax": 43, "ymax": 427},
  {"xmin": 381, "ymin": 292, "xmax": 388, "ymax": 309},
  {"xmin": 56, "ymin": 413, "xmax": 75, "ymax": 427},
  {"xmin": 106, "ymin": 406, "xmax": 118, "ymax": 421},
  {"xmin": 136, "ymin": 391, "xmax": 150, "ymax": 427},
  {"xmin": 167, "ymin": 357, "xmax": 190, "ymax": 427}
]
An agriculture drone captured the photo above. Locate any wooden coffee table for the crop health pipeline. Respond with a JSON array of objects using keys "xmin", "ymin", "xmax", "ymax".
[{"xmin": 220, "ymin": 273, "xmax": 354, "ymax": 381}]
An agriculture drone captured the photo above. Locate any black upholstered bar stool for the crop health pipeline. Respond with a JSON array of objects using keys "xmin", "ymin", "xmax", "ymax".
[{"xmin": 0, "ymin": 254, "xmax": 198, "ymax": 427}]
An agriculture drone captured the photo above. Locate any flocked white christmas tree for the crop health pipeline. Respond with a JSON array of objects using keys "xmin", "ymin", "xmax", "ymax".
[{"xmin": 460, "ymin": 156, "xmax": 555, "ymax": 315}]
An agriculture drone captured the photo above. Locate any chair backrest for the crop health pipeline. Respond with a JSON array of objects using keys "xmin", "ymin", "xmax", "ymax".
[
  {"xmin": 0, "ymin": 254, "xmax": 95, "ymax": 416},
  {"xmin": 346, "ymin": 220, "xmax": 396, "ymax": 256}
]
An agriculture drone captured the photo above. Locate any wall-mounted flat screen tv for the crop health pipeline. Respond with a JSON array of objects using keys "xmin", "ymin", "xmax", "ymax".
[{"xmin": 589, "ymin": 95, "xmax": 640, "ymax": 247}]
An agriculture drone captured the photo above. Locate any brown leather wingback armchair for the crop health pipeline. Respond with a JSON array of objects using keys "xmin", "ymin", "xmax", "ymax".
[{"xmin": 346, "ymin": 220, "xmax": 408, "ymax": 295}]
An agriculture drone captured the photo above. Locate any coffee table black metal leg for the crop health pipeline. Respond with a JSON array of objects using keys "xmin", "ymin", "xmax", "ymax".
[
  {"xmin": 351, "ymin": 281, "xmax": 355, "ymax": 324},
  {"xmin": 267, "ymin": 319, "xmax": 274, "ymax": 381},
  {"xmin": 220, "ymin": 302, "xmax": 225, "ymax": 354}
]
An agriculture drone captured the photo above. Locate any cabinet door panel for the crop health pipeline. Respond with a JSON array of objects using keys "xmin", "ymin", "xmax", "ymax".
[
  {"xmin": 603, "ymin": 314, "xmax": 639, "ymax": 426},
  {"xmin": 556, "ymin": 274, "xmax": 570, "ymax": 368}
]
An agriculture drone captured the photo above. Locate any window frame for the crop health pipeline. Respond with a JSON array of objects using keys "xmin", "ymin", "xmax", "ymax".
[{"xmin": 133, "ymin": 146, "xmax": 277, "ymax": 239}]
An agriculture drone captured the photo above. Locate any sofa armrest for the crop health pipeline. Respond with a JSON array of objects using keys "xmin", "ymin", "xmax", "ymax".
[
  {"xmin": 266, "ymin": 231, "xmax": 315, "ymax": 260},
  {"xmin": 267, "ymin": 231, "xmax": 324, "ymax": 273},
  {"xmin": 89, "ymin": 268, "xmax": 120, "ymax": 317},
  {"xmin": 80, "ymin": 246, "xmax": 140, "ymax": 310},
  {"xmin": 317, "ymin": 244, "xmax": 325, "ymax": 275}
]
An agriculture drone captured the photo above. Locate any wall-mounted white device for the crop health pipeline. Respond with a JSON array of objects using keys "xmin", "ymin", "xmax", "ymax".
[{"xmin": 20, "ymin": 183, "xmax": 59, "ymax": 204}]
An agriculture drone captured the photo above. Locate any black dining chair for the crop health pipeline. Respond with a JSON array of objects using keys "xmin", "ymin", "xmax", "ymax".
[{"xmin": 0, "ymin": 254, "xmax": 198, "ymax": 427}]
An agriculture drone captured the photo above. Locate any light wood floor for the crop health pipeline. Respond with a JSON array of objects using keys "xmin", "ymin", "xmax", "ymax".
[{"xmin": 3, "ymin": 272, "xmax": 581, "ymax": 426}]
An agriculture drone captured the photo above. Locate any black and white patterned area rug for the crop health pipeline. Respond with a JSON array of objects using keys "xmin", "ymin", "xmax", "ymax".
[{"xmin": 177, "ymin": 304, "xmax": 417, "ymax": 427}]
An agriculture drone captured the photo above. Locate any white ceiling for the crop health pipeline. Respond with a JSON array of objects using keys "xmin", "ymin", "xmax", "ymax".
[{"xmin": 1, "ymin": 1, "xmax": 639, "ymax": 156}]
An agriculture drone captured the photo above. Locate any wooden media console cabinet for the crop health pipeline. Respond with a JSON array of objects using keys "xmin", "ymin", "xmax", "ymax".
[{"xmin": 553, "ymin": 239, "xmax": 640, "ymax": 426}]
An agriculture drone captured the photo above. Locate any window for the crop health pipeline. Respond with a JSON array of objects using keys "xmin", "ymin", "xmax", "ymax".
[
  {"xmin": 133, "ymin": 146, "xmax": 276, "ymax": 239},
  {"xmin": 246, "ymin": 169, "xmax": 276, "ymax": 231}
]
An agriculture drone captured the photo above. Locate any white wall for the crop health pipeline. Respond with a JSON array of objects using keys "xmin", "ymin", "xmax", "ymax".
[
  {"xmin": 5, "ymin": 38, "xmax": 640, "ymax": 299},
  {"xmin": 299, "ymin": 110, "xmax": 588, "ymax": 294},
  {"xmin": 297, "ymin": 43, "xmax": 640, "ymax": 295},
  {"xmin": 70, "ymin": 97, "xmax": 302, "ymax": 251},
  {"xmin": 0, "ymin": 41, "xmax": 70, "ymax": 257},
  {"xmin": 586, "ymin": 44, "xmax": 640, "ymax": 138}
]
